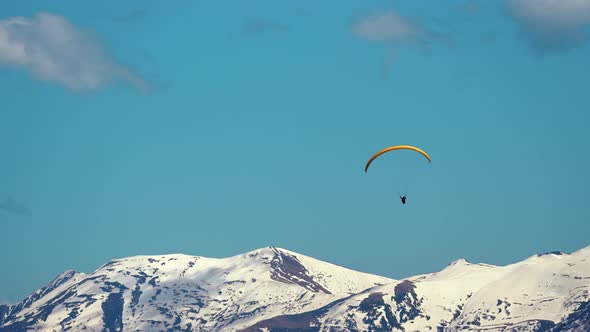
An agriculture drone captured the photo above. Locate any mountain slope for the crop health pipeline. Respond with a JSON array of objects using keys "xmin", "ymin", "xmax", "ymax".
[
  {"xmin": 242, "ymin": 248, "xmax": 590, "ymax": 332},
  {"xmin": 1, "ymin": 245, "xmax": 590, "ymax": 332},
  {"xmin": 0, "ymin": 246, "xmax": 393, "ymax": 332}
]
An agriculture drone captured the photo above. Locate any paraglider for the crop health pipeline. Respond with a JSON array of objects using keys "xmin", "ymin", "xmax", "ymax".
[{"xmin": 364, "ymin": 145, "xmax": 431, "ymax": 204}]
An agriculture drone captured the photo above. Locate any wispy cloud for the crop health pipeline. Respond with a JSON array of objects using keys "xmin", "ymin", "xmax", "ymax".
[
  {"xmin": 352, "ymin": 11, "xmax": 452, "ymax": 76},
  {"xmin": 0, "ymin": 197, "xmax": 30, "ymax": 216},
  {"xmin": 507, "ymin": 0, "xmax": 590, "ymax": 52},
  {"xmin": 0, "ymin": 12, "xmax": 146, "ymax": 92}
]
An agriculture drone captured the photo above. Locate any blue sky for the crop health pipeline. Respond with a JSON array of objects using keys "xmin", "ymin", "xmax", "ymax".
[{"xmin": 1, "ymin": 0, "xmax": 589, "ymax": 303}]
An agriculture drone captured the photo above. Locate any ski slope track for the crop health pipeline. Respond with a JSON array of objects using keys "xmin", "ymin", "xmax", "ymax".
[{"xmin": 1, "ymin": 245, "xmax": 590, "ymax": 331}]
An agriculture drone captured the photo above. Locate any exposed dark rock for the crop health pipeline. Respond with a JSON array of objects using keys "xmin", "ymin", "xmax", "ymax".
[
  {"xmin": 238, "ymin": 310, "xmax": 321, "ymax": 332},
  {"xmin": 0, "ymin": 305, "xmax": 10, "ymax": 325},
  {"xmin": 101, "ymin": 281, "xmax": 128, "ymax": 293},
  {"xmin": 269, "ymin": 247, "xmax": 331, "ymax": 294},
  {"xmin": 132, "ymin": 271, "xmax": 148, "ymax": 284},
  {"xmin": 358, "ymin": 292, "xmax": 399, "ymax": 331},
  {"xmin": 550, "ymin": 300, "xmax": 590, "ymax": 331},
  {"xmin": 102, "ymin": 292, "xmax": 124, "ymax": 332},
  {"xmin": 130, "ymin": 285, "xmax": 142, "ymax": 308},
  {"xmin": 149, "ymin": 276, "xmax": 159, "ymax": 287},
  {"xmin": 393, "ymin": 280, "xmax": 423, "ymax": 323}
]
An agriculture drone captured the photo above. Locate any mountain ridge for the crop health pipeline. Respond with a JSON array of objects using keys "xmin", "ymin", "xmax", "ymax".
[{"xmin": 1, "ymin": 245, "xmax": 590, "ymax": 331}]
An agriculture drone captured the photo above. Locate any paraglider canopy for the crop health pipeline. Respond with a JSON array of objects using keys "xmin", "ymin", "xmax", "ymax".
[{"xmin": 364, "ymin": 145, "xmax": 431, "ymax": 173}]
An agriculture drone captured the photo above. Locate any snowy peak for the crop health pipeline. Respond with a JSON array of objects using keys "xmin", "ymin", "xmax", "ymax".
[
  {"xmin": 524, "ymin": 250, "xmax": 570, "ymax": 263},
  {"xmin": 423, "ymin": 257, "xmax": 498, "ymax": 283},
  {"xmin": 445, "ymin": 258, "xmax": 496, "ymax": 269},
  {"xmin": 236, "ymin": 246, "xmax": 394, "ymax": 294},
  {"xmin": 45, "ymin": 270, "xmax": 79, "ymax": 288},
  {"xmin": 537, "ymin": 250, "xmax": 566, "ymax": 257},
  {"xmin": 448, "ymin": 258, "xmax": 470, "ymax": 266},
  {"xmin": 267, "ymin": 246, "xmax": 332, "ymax": 294}
]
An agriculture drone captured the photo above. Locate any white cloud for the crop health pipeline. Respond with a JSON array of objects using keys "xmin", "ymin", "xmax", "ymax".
[
  {"xmin": 352, "ymin": 11, "xmax": 451, "ymax": 76},
  {"xmin": 0, "ymin": 12, "xmax": 146, "ymax": 91},
  {"xmin": 508, "ymin": 0, "xmax": 590, "ymax": 51}
]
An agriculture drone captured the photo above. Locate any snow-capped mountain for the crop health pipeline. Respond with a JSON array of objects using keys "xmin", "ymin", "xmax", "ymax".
[
  {"xmin": 1, "ymin": 245, "xmax": 589, "ymax": 332},
  {"xmin": 0, "ymin": 247, "xmax": 393, "ymax": 332}
]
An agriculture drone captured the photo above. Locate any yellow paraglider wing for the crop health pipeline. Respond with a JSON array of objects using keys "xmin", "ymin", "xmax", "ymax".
[{"xmin": 364, "ymin": 145, "xmax": 431, "ymax": 173}]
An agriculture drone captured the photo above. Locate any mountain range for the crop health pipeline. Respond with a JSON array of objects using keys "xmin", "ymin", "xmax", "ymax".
[{"xmin": 1, "ymin": 245, "xmax": 589, "ymax": 331}]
